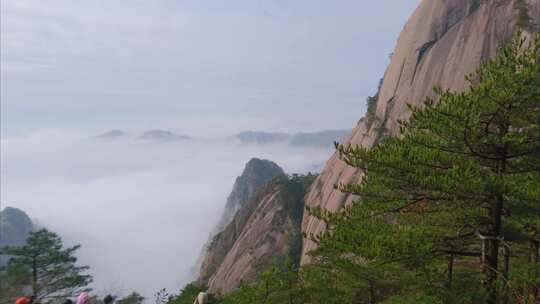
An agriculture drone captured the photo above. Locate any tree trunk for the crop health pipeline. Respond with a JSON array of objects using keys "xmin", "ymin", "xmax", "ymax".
[
  {"xmin": 32, "ymin": 256, "xmax": 38, "ymax": 298},
  {"xmin": 502, "ymin": 245, "xmax": 510, "ymax": 304},
  {"xmin": 533, "ymin": 240, "xmax": 539, "ymax": 301},
  {"xmin": 484, "ymin": 199, "xmax": 502, "ymax": 304},
  {"xmin": 484, "ymin": 146, "xmax": 506, "ymax": 304},
  {"xmin": 447, "ymin": 253, "xmax": 454, "ymax": 290}
]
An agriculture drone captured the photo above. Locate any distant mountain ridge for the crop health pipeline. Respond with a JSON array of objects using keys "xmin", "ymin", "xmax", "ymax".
[
  {"xmin": 235, "ymin": 131, "xmax": 290, "ymax": 145},
  {"xmin": 235, "ymin": 129, "xmax": 350, "ymax": 147},
  {"xmin": 139, "ymin": 130, "xmax": 190, "ymax": 141},
  {"xmin": 96, "ymin": 129, "xmax": 190, "ymax": 141},
  {"xmin": 95, "ymin": 129, "xmax": 349, "ymax": 148},
  {"xmin": 0, "ymin": 207, "xmax": 34, "ymax": 265},
  {"xmin": 97, "ymin": 129, "xmax": 127, "ymax": 139}
]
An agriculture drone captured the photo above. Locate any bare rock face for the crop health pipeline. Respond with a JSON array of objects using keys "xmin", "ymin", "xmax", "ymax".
[
  {"xmin": 301, "ymin": 0, "xmax": 540, "ymax": 264},
  {"xmin": 199, "ymin": 175, "xmax": 312, "ymax": 295},
  {"xmin": 219, "ymin": 158, "xmax": 286, "ymax": 229},
  {"xmin": 197, "ymin": 159, "xmax": 286, "ymax": 286}
]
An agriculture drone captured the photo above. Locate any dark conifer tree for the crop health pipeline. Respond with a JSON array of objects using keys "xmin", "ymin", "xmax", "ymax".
[{"xmin": 1, "ymin": 229, "xmax": 93, "ymax": 302}]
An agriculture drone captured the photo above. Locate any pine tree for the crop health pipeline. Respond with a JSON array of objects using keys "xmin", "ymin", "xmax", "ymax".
[
  {"xmin": 220, "ymin": 261, "xmax": 306, "ymax": 304},
  {"xmin": 1, "ymin": 229, "xmax": 93, "ymax": 302},
  {"xmin": 307, "ymin": 33, "xmax": 540, "ymax": 303},
  {"xmin": 167, "ymin": 284, "xmax": 207, "ymax": 304},
  {"xmin": 117, "ymin": 292, "xmax": 145, "ymax": 304}
]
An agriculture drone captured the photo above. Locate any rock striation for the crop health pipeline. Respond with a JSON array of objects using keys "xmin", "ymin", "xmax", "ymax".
[
  {"xmin": 199, "ymin": 175, "xmax": 313, "ymax": 294},
  {"xmin": 195, "ymin": 159, "xmax": 285, "ymax": 285},
  {"xmin": 300, "ymin": 0, "xmax": 540, "ymax": 264},
  {"xmin": 218, "ymin": 158, "xmax": 286, "ymax": 229}
]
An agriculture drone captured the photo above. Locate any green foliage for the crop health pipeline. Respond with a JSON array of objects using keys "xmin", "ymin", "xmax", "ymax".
[
  {"xmin": 303, "ymin": 32, "xmax": 540, "ymax": 303},
  {"xmin": 167, "ymin": 283, "xmax": 221, "ymax": 304},
  {"xmin": 117, "ymin": 292, "xmax": 145, "ymax": 304},
  {"xmin": 221, "ymin": 261, "xmax": 305, "ymax": 304},
  {"xmin": 283, "ymin": 173, "xmax": 317, "ymax": 227},
  {"xmin": 0, "ymin": 229, "xmax": 93, "ymax": 302},
  {"xmin": 87, "ymin": 294, "xmax": 116, "ymax": 304},
  {"xmin": 283, "ymin": 173, "xmax": 318, "ymax": 267},
  {"xmin": 365, "ymin": 79, "xmax": 383, "ymax": 129},
  {"xmin": 168, "ymin": 284, "xmax": 205, "ymax": 304}
]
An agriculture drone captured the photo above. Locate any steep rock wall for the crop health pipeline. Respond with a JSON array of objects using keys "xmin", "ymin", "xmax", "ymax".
[
  {"xmin": 219, "ymin": 158, "xmax": 285, "ymax": 230},
  {"xmin": 195, "ymin": 158, "xmax": 285, "ymax": 282},
  {"xmin": 301, "ymin": 0, "xmax": 540, "ymax": 264},
  {"xmin": 200, "ymin": 175, "xmax": 312, "ymax": 295}
]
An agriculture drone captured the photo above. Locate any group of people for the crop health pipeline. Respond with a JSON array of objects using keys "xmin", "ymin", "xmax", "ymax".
[{"xmin": 15, "ymin": 292, "xmax": 98, "ymax": 304}]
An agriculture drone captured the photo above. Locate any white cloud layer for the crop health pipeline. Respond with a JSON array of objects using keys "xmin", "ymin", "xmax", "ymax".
[{"xmin": 1, "ymin": 131, "xmax": 334, "ymax": 296}]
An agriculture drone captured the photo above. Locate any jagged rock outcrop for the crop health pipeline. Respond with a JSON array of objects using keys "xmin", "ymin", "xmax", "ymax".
[
  {"xmin": 0, "ymin": 207, "xmax": 34, "ymax": 265},
  {"xmin": 196, "ymin": 159, "xmax": 285, "ymax": 284},
  {"xmin": 199, "ymin": 174, "xmax": 315, "ymax": 295},
  {"xmin": 301, "ymin": 0, "xmax": 540, "ymax": 264},
  {"xmin": 218, "ymin": 158, "xmax": 286, "ymax": 229}
]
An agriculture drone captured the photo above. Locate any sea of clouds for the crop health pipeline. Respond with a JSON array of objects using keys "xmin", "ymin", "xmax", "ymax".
[{"xmin": 1, "ymin": 129, "xmax": 334, "ymax": 298}]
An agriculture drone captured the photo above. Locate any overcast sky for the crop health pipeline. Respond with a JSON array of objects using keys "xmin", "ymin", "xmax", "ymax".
[{"xmin": 1, "ymin": 0, "xmax": 420, "ymax": 137}]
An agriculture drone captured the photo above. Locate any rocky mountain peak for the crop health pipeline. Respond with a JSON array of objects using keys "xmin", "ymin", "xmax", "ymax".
[
  {"xmin": 199, "ymin": 173, "xmax": 316, "ymax": 294},
  {"xmin": 0, "ymin": 207, "xmax": 34, "ymax": 265},
  {"xmin": 220, "ymin": 158, "xmax": 285, "ymax": 227}
]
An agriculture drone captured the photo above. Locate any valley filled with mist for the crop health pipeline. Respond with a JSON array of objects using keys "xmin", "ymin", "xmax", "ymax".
[{"xmin": 1, "ymin": 129, "xmax": 340, "ymax": 295}]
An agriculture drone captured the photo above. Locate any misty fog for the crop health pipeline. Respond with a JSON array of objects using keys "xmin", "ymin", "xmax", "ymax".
[{"xmin": 1, "ymin": 131, "xmax": 334, "ymax": 296}]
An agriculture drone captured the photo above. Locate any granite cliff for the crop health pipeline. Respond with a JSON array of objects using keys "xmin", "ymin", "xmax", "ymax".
[
  {"xmin": 197, "ymin": 159, "xmax": 315, "ymax": 294},
  {"xmin": 196, "ymin": 158, "xmax": 286, "ymax": 285},
  {"xmin": 217, "ymin": 158, "xmax": 286, "ymax": 230},
  {"xmin": 195, "ymin": 0, "xmax": 540, "ymax": 295},
  {"xmin": 301, "ymin": 0, "xmax": 540, "ymax": 264}
]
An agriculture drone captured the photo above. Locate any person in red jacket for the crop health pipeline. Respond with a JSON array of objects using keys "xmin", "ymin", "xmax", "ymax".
[
  {"xmin": 15, "ymin": 297, "xmax": 29, "ymax": 304},
  {"xmin": 15, "ymin": 296, "xmax": 35, "ymax": 304}
]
